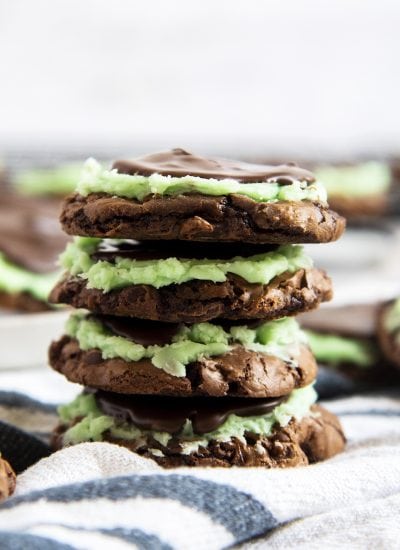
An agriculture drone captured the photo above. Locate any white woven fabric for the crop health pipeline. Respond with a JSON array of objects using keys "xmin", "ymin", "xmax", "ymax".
[{"xmin": 0, "ymin": 369, "xmax": 399, "ymax": 548}]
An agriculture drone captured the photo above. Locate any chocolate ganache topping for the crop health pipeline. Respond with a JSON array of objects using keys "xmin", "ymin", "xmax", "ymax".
[
  {"xmin": 94, "ymin": 314, "xmax": 264, "ymax": 346},
  {"xmin": 98, "ymin": 315, "xmax": 180, "ymax": 346},
  {"xmin": 112, "ymin": 148, "xmax": 315, "ymax": 184},
  {"xmin": 92, "ymin": 239, "xmax": 277, "ymax": 263},
  {"xmin": 92, "ymin": 389, "xmax": 286, "ymax": 435}
]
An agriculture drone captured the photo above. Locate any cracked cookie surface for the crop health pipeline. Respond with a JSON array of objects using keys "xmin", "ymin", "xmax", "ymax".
[
  {"xmin": 50, "ymin": 268, "xmax": 332, "ymax": 323},
  {"xmin": 49, "ymin": 337, "xmax": 317, "ymax": 397},
  {"xmin": 60, "ymin": 193, "xmax": 345, "ymax": 244}
]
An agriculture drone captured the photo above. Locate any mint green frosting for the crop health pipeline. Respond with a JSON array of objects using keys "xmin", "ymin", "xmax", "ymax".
[
  {"xmin": 15, "ymin": 164, "xmax": 82, "ymax": 196},
  {"xmin": 314, "ymin": 162, "xmax": 391, "ymax": 198},
  {"xmin": 384, "ymin": 298, "xmax": 400, "ymax": 335},
  {"xmin": 67, "ymin": 313, "xmax": 306, "ymax": 377},
  {"xmin": 76, "ymin": 158, "xmax": 327, "ymax": 203},
  {"xmin": 59, "ymin": 384, "xmax": 317, "ymax": 449},
  {"xmin": 60, "ymin": 237, "xmax": 313, "ymax": 291},
  {"xmin": 0, "ymin": 253, "xmax": 60, "ymax": 301},
  {"xmin": 305, "ymin": 330, "xmax": 376, "ymax": 368}
]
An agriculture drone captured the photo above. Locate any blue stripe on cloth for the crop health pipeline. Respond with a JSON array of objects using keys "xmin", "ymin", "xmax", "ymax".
[
  {"xmin": 315, "ymin": 366, "xmax": 360, "ymax": 399},
  {"xmin": 0, "ymin": 532, "xmax": 74, "ymax": 549},
  {"xmin": 0, "ymin": 391, "xmax": 57, "ymax": 413},
  {"xmin": 99, "ymin": 527, "xmax": 172, "ymax": 550},
  {"xmin": 1, "ymin": 474, "xmax": 277, "ymax": 541},
  {"xmin": 0, "ymin": 420, "xmax": 51, "ymax": 473}
]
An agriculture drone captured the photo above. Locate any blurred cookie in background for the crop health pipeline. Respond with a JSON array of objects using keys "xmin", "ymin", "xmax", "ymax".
[
  {"xmin": 300, "ymin": 304, "xmax": 399, "ymax": 398},
  {"xmin": 14, "ymin": 163, "xmax": 81, "ymax": 198},
  {"xmin": 252, "ymin": 156, "xmax": 397, "ymax": 221},
  {"xmin": 390, "ymin": 157, "xmax": 400, "ymax": 186},
  {"xmin": 0, "ymin": 160, "xmax": 8, "ymax": 187},
  {"xmin": 0, "ymin": 159, "xmax": 116, "ymax": 313},
  {"xmin": 0, "ymin": 190, "xmax": 69, "ymax": 313},
  {"xmin": 313, "ymin": 161, "xmax": 392, "ymax": 220},
  {"xmin": 377, "ymin": 298, "xmax": 400, "ymax": 370}
]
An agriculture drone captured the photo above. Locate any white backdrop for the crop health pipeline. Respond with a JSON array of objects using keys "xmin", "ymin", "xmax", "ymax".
[{"xmin": 0, "ymin": 0, "xmax": 399, "ymax": 157}]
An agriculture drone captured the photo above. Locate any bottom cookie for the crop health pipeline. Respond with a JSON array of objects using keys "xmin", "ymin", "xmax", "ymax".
[{"xmin": 53, "ymin": 387, "xmax": 345, "ymax": 468}]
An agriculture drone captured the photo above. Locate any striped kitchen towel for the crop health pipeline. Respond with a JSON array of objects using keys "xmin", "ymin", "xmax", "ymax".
[{"xmin": 0, "ymin": 389, "xmax": 399, "ymax": 549}]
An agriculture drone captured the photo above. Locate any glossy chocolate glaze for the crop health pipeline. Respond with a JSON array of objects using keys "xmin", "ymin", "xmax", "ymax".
[
  {"xmin": 94, "ymin": 314, "xmax": 264, "ymax": 347},
  {"xmin": 92, "ymin": 239, "xmax": 277, "ymax": 263},
  {"xmin": 98, "ymin": 315, "xmax": 180, "ymax": 346},
  {"xmin": 112, "ymin": 148, "xmax": 315, "ymax": 184},
  {"xmin": 0, "ymin": 191, "xmax": 69, "ymax": 273},
  {"xmin": 93, "ymin": 389, "xmax": 286, "ymax": 434}
]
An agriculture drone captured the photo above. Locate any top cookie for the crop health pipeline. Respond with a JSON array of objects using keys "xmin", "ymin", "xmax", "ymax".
[{"xmin": 60, "ymin": 149, "xmax": 345, "ymax": 244}]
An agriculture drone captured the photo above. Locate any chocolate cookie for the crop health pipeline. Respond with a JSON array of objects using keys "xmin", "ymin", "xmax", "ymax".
[
  {"xmin": 327, "ymin": 194, "xmax": 387, "ymax": 220},
  {"xmin": 50, "ymin": 268, "xmax": 332, "ymax": 323},
  {"xmin": 54, "ymin": 402, "xmax": 345, "ymax": 468},
  {"xmin": 60, "ymin": 149, "xmax": 345, "ymax": 244},
  {"xmin": 61, "ymin": 192, "xmax": 345, "ymax": 244},
  {"xmin": 49, "ymin": 335, "xmax": 317, "ymax": 397}
]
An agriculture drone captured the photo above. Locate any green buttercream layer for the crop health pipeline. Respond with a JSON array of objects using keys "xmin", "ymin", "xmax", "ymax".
[
  {"xmin": 76, "ymin": 158, "xmax": 328, "ymax": 203},
  {"xmin": 15, "ymin": 164, "xmax": 82, "ymax": 196},
  {"xmin": 305, "ymin": 330, "xmax": 376, "ymax": 368},
  {"xmin": 59, "ymin": 384, "xmax": 317, "ymax": 448},
  {"xmin": 314, "ymin": 162, "xmax": 391, "ymax": 198},
  {"xmin": 67, "ymin": 313, "xmax": 307, "ymax": 377},
  {"xmin": 0, "ymin": 253, "xmax": 60, "ymax": 301},
  {"xmin": 60, "ymin": 237, "xmax": 313, "ymax": 291}
]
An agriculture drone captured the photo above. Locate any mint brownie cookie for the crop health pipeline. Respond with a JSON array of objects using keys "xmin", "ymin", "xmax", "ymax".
[
  {"xmin": 49, "ymin": 238, "xmax": 332, "ymax": 322},
  {"xmin": 53, "ymin": 386, "xmax": 345, "ymax": 467},
  {"xmin": 60, "ymin": 149, "xmax": 345, "ymax": 244},
  {"xmin": 49, "ymin": 315, "xmax": 317, "ymax": 397}
]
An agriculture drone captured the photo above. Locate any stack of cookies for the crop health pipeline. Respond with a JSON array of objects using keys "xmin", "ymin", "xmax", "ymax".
[{"xmin": 49, "ymin": 149, "xmax": 346, "ymax": 468}]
